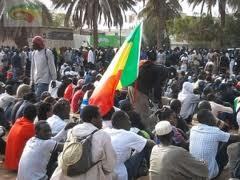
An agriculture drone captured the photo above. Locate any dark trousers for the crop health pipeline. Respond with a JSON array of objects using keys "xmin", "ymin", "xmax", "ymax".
[
  {"xmin": 0, "ymin": 138, "xmax": 6, "ymax": 155},
  {"xmin": 46, "ymin": 149, "xmax": 58, "ymax": 179},
  {"xmin": 212, "ymin": 142, "xmax": 230, "ymax": 179},
  {"xmin": 125, "ymin": 146, "xmax": 151, "ymax": 180}
]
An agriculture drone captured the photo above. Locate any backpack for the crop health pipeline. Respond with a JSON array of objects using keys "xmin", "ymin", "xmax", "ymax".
[{"xmin": 59, "ymin": 129, "xmax": 99, "ymax": 177}]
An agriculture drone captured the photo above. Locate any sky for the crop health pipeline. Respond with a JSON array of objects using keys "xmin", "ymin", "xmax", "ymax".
[{"xmin": 39, "ymin": 0, "xmax": 220, "ymax": 16}]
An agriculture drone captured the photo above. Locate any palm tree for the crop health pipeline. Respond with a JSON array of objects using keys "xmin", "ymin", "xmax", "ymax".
[
  {"xmin": 187, "ymin": 0, "xmax": 240, "ymax": 45},
  {"xmin": 139, "ymin": 0, "xmax": 182, "ymax": 48},
  {"xmin": 52, "ymin": 0, "xmax": 137, "ymax": 48},
  {"xmin": 0, "ymin": 0, "xmax": 52, "ymax": 48}
]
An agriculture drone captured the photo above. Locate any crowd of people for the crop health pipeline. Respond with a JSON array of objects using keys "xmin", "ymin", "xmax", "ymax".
[{"xmin": 1, "ymin": 35, "xmax": 240, "ymax": 180}]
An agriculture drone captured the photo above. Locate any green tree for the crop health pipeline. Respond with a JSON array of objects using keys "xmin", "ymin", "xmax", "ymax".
[
  {"xmin": 187, "ymin": 0, "xmax": 240, "ymax": 45},
  {"xmin": 52, "ymin": 13, "xmax": 67, "ymax": 27},
  {"xmin": 0, "ymin": 0, "xmax": 52, "ymax": 48},
  {"xmin": 139, "ymin": 0, "xmax": 182, "ymax": 49},
  {"xmin": 52, "ymin": 0, "xmax": 136, "ymax": 48},
  {"xmin": 167, "ymin": 15, "xmax": 222, "ymax": 47}
]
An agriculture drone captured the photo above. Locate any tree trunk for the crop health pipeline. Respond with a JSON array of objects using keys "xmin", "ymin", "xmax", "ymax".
[
  {"xmin": 92, "ymin": 2, "xmax": 98, "ymax": 48},
  {"xmin": 219, "ymin": 0, "xmax": 226, "ymax": 46},
  {"xmin": 14, "ymin": 27, "xmax": 28, "ymax": 48},
  {"xmin": 157, "ymin": 17, "xmax": 165, "ymax": 49}
]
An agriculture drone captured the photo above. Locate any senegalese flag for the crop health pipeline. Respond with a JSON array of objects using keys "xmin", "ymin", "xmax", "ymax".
[
  {"xmin": 89, "ymin": 23, "xmax": 142, "ymax": 116},
  {"xmin": 234, "ymin": 97, "xmax": 240, "ymax": 113}
]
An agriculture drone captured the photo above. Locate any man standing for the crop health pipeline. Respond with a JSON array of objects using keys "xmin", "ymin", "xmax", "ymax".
[{"xmin": 31, "ymin": 36, "xmax": 57, "ymax": 99}]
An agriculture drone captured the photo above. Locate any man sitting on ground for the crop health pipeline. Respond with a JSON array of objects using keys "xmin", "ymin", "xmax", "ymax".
[
  {"xmin": 4, "ymin": 104, "xmax": 37, "ymax": 171},
  {"xmin": 47, "ymin": 99, "xmax": 70, "ymax": 135},
  {"xmin": 149, "ymin": 121, "xmax": 208, "ymax": 180},
  {"xmin": 17, "ymin": 120, "xmax": 76, "ymax": 180},
  {"xmin": 190, "ymin": 109, "xmax": 240, "ymax": 179}
]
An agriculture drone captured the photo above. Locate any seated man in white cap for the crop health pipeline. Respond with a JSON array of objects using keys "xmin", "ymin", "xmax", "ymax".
[{"xmin": 149, "ymin": 121, "xmax": 208, "ymax": 180}]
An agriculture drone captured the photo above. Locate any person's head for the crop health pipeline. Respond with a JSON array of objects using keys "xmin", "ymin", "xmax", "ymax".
[
  {"xmin": 80, "ymin": 105, "xmax": 102, "ymax": 129},
  {"xmin": 32, "ymin": 36, "xmax": 45, "ymax": 50},
  {"xmin": 147, "ymin": 50, "xmax": 157, "ymax": 61},
  {"xmin": 5, "ymin": 85, "xmax": 14, "ymax": 95},
  {"xmin": 43, "ymin": 96, "xmax": 57, "ymax": 105},
  {"xmin": 23, "ymin": 104, "xmax": 37, "ymax": 121},
  {"xmin": 156, "ymin": 106, "xmax": 177, "ymax": 126},
  {"xmin": 170, "ymin": 99, "xmax": 181, "ymax": 115},
  {"xmin": 127, "ymin": 111, "xmax": 145, "ymax": 130},
  {"xmin": 206, "ymin": 93, "xmax": 216, "ymax": 102},
  {"xmin": 197, "ymin": 109, "xmax": 216, "ymax": 126},
  {"xmin": 23, "ymin": 92, "xmax": 37, "ymax": 103},
  {"xmin": 16, "ymin": 84, "xmax": 31, "ymax": 98},
  {"xmin": 37, "ymin": 102, "xmax": 53, "ymax": 121},
  {"xmin": 111, "ymin": 111, "xmax": 131, "ymax": 131},
  {"xmin": 40, "ymin": 91, "xmax": 51, "ymax": 101},
  {"xmin": 155, "ymin": 121, "xmax": 173, "ymax": 146},
  {"xmin": 35, "ymin": 121, "xmax": 52, "ymax": 140},
  {"xmin": 119, "ymin": 100, "xmax": 133, "ymax": 112},
  {"xmin": 53, "ymin": 99, "xmax": 70, "ymax": 120},
  {"xmin": 198, "ymin": 100, "xmax": 212, "ymax": 111}
]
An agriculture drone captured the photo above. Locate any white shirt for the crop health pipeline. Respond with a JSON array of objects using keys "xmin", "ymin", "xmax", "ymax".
[
  {"xmin": 48, "ymin": 80, "xmax": 61, "ymax": 98},
  {"xmin": 0, "ymin": 51, "xmax": 5, "ymax": 66},
  {"xmin": 87, "ymin": 50, "xmax": 95, "ymax": 64},
  {"xmin": 47, "ymin": 115, "xmax": 66, "ymax": 135},
  {"xmin": 209, "ymin": 101, "xmax": 233, "ymax": 117},
  {"xmin": 0, "ymin": 92, "xmax": 15, "ymax": 111},
  {"xmin": 190, "ymin": 124, "xmax": 230, "ymax": 179},
  {"xmin": 31, "ymin": 49, "xmax": 57, "ymax": 84},
  {"xmin": 104, "ymin": 128, "xmax": 147, "ymax": 180},
  {"xmin": 17, "ymin": 129, "xmax": 67, "ymax": 180}
]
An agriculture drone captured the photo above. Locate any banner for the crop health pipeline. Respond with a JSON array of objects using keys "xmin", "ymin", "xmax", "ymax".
[
  {"xmin": 4, "ymin": 0, "xmax": 42, "ymax": 27},
  {"xmin": 90, "ymin": 34, "xmax": 125, "ymax": 48}
]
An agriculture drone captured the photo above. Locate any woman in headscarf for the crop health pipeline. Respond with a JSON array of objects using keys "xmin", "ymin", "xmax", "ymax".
[{"xmin": 178, "ymin": 82, "xmax": 200, "ymax": 124}]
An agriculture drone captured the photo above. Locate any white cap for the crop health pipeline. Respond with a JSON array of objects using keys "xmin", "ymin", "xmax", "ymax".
[{"xmin": 155, "ymin": 121, "xmax": 172, "ymax": 136}]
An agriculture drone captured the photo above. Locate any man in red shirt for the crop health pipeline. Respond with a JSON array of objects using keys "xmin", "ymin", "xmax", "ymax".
[{"xmin": 4, "ymin": 104, "xmax": 37, "ymax": 171}]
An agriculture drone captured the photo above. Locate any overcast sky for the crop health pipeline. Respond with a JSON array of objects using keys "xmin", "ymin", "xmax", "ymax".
[{"xmin": 39, "ymin": 0, "xmax": 220, "ymax": 16}]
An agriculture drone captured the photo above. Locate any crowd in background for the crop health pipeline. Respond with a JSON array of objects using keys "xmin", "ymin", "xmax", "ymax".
[{"xmin": 1, "ymin": 36, "xmax": 240, "ymax": 180}]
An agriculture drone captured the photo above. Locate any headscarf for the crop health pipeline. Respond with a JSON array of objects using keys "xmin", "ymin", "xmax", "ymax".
[
  {"xmin": 178, "ymin": 82, "xmax": 194, "ymax": 101},
  {"xmin": 32, "ymin": 36, "xmax": 45, "ymax": 49}
]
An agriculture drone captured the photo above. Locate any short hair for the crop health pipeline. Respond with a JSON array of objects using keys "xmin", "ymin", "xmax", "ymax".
[
  {"xmin": 111, "ymin": 111, "xmax": 129, "ymax": 128},
  {"xmin": 198, "ymin": 100, "xmax": 211, "ymax": 111},
  {"xmin": 23, "ymin": 104, "xmax": 37, "ymax": 121},
  {"xmin": 23, "ymin": 92, "xmax": 36, "ymax": 103},
  {"xmin": 44, "ymin": 96, "xmax": 57, "ymax": 105},
  {"xmin": 127, "ymin": 111, "xmax": 144, "ymax": 130},
  {"xmin": 170, "ymin": 99, "xmax": 181, "ymax": 112},
  {"xmin": 53, "ymin": 99, "xmax": 70, "ymax": 116},
  {"xmin": 40, "ymin": 91, "xmax": 51, "ymax": 101},
  {"xmin": 197, "ymin": 109, "xmax": 214, "ymax": 125},
  {"xmin": 119, "ymin": 100, "xmax": 133, "ymax": 112},
  {"xmin": 35, "ymin": 120, "xmax": 49, "ymax": 133},
  {"xmin": 38, "ymin": 102, "xmax": 52, "ymax": 120},
  {"xmin": 80, "ymin": 105, "xmax": 100, "ymax": 123},
  {"xmin": 5, "ymin": 85, "xmax": 14, "ymax": 95},
  {"xmin": 156, "ymin": 107, "xmax": 174, "ymax": 121}
]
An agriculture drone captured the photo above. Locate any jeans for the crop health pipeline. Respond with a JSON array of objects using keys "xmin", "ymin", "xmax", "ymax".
[
  {"xmin": 13, "ymin": 67, "xmax": 21, "ymax": 80},
  {"xmin": 35, "ymin": 83, "xmax": 49, "ymax": 100}
]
